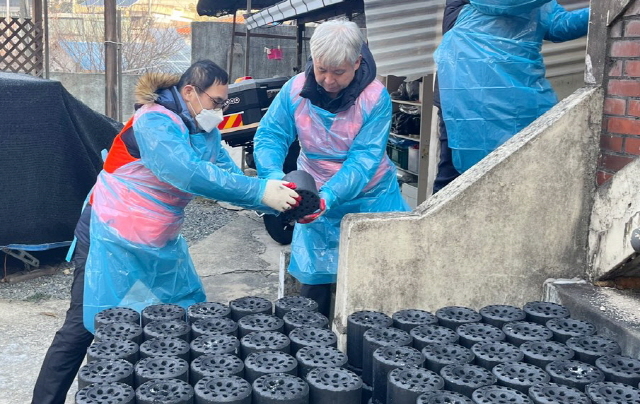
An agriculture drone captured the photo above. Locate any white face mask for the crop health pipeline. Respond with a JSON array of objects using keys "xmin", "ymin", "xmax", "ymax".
[
  {"xmin": 193, "ymin": 93, "xmax": 224, "ymax": 132},
  {"xmin": 196, "ymin": 107, "xmax": 224, "ymax": 132}
]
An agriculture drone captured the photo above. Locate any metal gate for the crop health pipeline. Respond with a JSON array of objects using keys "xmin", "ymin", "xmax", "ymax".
[{"xmin": 0, "ymin": 0, "xmax": 44, "ymax": 77}]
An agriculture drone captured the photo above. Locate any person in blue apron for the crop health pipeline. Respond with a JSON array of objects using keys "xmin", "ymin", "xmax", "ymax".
[
  {"xmin": 32, "ymin": 60, "xmax": 300, "ymax": 404},
  {"xmin": 254, "ymin": 19, "xmax": 410, "ymax": 317},
  {"xmin": 434, "ymin": 0, "xmax": 589, "ymax": 174},
  {"xmin": 432, "ymin": 0, "xmax": 470, "ymax": 193}
]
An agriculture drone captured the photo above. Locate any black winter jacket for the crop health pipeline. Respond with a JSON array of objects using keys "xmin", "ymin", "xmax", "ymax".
[
  {"xmin": 434, "ymin": 0, "xmax": 470, "ymax": 107},
  {"xmin": 443, "ymin": 0, "xmax": 470, "ymax": 33}
]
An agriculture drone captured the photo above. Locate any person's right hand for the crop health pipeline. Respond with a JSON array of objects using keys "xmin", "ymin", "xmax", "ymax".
[
  {"xmin": 298, "ymin": 198, "xmax": 326, "ymax": 224},
  {"xmin": 262, "ymin": 180, "xmax": 300, "ymax": 212}
]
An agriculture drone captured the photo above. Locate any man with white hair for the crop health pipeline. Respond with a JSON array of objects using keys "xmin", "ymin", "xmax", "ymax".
[{"xmin": 254, "ymin": 19, "xmax": 409, "ymax": 317}]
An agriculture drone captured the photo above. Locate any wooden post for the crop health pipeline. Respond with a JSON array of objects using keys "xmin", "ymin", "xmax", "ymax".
[
  {"xmin": 117, "ymin": 9, "xmax": 122, "ymax": 121},
  {"xmin": 104, "ymin": 0, "xmax": 118, "ymax": 119},
  {"xmin": 244, "ymin": 0, "xmax": 251, "ymax": 77},
  {"xmin": 417, "ymin": 74, "xmax": 435, "ymax": 204},
  {"xmin": 32, "ymin": 0, "xmax": 44, "ymax": 77}
]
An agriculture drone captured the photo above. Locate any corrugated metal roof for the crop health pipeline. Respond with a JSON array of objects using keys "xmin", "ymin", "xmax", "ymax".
[
  {"xmin": 246, "ymin": 0, "xmax": 346, "ymax": 29},
  {"xmin": 364, "ymin": 0, "xmax": 442, "ymax": 80},
  {"xmin": 545, "ymin": 0, "xmax": 589, "ymax": 78},
  {"xmin": 364, "ymin": 0, "xmax": 589, "ymax": 80}
]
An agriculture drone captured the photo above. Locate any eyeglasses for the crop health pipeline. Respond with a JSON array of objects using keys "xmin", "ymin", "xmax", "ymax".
[{"xmin": 196, "ymin": 86, "xmax": 230, "ymax": 111}]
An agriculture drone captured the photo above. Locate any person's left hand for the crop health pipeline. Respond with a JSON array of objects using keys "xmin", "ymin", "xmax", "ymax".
[
  {"xmin": 298, "ymin": 198, "xmax": 326, "ymax": 224},
  {"xmin": 262, "ymin": 180, "xmax": 300, "ymax": 212}
]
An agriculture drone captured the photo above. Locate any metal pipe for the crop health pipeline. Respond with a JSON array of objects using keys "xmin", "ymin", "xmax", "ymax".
[
  {"xmin": 32, "ymin": 0, "xmax": 42, "ymax": 76},
  {"xmin": 296, "ymin": 22, "xmax": 304, "ymax": 73},
  {"xmin": 43, "ymin": 0, "xmax": 48, "ymax": 78},
  {"xmin": 233, "ymin": 31, "xmax": 300, "ymax": 40},
  {"xmin": 244, "ymin": 0, "xmax": 251, "ymax": 77}
]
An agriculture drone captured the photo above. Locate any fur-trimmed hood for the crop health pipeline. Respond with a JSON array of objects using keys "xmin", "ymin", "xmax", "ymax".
[
  {"xmin": 135, "ymin": 72, "xmax": 180, "ymax": 105},
  {"xmin": 133, "ymin": 72, "xmax": 200, "ymax": 134}
]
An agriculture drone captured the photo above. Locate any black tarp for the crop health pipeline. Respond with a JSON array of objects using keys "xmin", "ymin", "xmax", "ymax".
[
  {"xmin": 197, "ymin": 0, "xmax": 281, "ymax": 17},
  {"xmin": 0, "ymin": 72, "xmax": 121, "ymax": 247}
]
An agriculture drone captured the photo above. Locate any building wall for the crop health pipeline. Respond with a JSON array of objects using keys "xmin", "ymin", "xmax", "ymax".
[
  {"xmin": 549, "ymin": 72, "xmax": 587, "ymax": 101},
  {"xmin": 588, "ymin": 157, "xmax": 640, "ymax": 280},
  {"xmin": 598, "ymin": 2, "xmax": 640, "ymax": 184},
  {"xmin": 586, "ymin": 0, "xmax": 640, "ymax": 281},
  {"xmin": 333, "ymin": 87, "xmax": 602, "ymax": 348},
  {"xmin": 51, "ymin": 24, "xmax": 313, "ymax": 118},
  {"xmin": 50, "ymin": 72, "xmax": 140, "ymax": 120},
  {"xmin": 192, "ymin": 22, "xmax": 312, "ymax": 82}
]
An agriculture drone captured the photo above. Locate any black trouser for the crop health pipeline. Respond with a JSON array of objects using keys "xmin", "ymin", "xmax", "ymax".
[
  {"xmin": 300, "ymin": 283, "xmax": 333, "ymax": 319},
  {"xmin": 32, "ymin": 240, "xmax": 94, "ymax": 404},
  {"xmin": 433, "ymin": 108, "xmax": 461, "ymax": 193}
]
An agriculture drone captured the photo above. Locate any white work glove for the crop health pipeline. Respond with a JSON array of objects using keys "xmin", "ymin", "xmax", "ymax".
[{"xmin": 261, "ymin": 180, "xmax": 300, "ymax": 212}]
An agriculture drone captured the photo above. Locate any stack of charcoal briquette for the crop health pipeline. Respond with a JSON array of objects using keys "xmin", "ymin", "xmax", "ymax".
[{"xmin": 75, "ymin": 299, "xmax": 640, "ymax": 404}]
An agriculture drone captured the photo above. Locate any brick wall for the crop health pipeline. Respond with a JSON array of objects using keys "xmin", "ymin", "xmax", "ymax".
[{"xmin": 599, "ymin": 3, "xmax": 640, "ymax": 185}]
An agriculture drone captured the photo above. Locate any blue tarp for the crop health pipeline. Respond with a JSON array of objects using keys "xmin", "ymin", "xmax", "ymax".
[{"xmin": 1, "ymin": 242, "xmax": 72, "ymax": 251}]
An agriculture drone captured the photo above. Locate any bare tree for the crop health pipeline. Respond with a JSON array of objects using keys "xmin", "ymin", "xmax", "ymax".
[
  {"xmin": 48, "ymin": 1, "xmax": 186, "ymax": 73},
  {"xmin": 120, "ymin": 16, "xmax": 185, "ymax": 73}
]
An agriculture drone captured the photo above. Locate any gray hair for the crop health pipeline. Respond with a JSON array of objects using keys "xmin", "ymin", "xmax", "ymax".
[{"xmin": 310, "ymin": 19, "xmax": 365, "ymax": 67}]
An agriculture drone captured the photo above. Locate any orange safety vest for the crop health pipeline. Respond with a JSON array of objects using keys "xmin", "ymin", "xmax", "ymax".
[
  {"xmin": 90, "ymin": 117, "xmax": 139, "ymax": 205},
  {"xmin": 103, "ymin": 117, "xmax": 139, "ymax": 173}
]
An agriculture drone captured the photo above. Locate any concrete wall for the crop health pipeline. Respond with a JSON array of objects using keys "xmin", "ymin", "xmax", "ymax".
[
  {"xmin": 549, "ymin": 72, "xmax": 586, "ymax": 101},
  {"xmin": 50, "ymin": 72, "xmax": 140, "ymax": 120},
  {"xmin": 333, "ymin": 87, "xmax": 603, "ymax": 347},
  {"xmin": 588, "ymin": 157, "xmax": 640, "ymax": 280},
  {"xmin": 547, "ymin": 281, "xmax": 640, "ymax": 357},
  {"xmin": 52, "ymin": 24, "xmax": 311, "ymax": 120},
  {"xmin": 192, "ymin": 22, "xmax": 312, "ymax": 82}
]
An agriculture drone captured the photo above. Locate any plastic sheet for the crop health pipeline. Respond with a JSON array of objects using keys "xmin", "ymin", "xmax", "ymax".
[
  {"xmin": 434, "ymin": 0, "xmax": 589, "ymax": 173},
  {"xmin": 254, "ymin": 74, "xmax": 409, "ymax": 285}
]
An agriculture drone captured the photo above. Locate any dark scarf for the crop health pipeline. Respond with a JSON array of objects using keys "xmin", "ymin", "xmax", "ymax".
[
  {"xmin": 155, "ymin": 86, "xmax": 200, "ymax": 134},
  {"xmin": 134, "ymin": 86, "xmax": 200, "ymax": 134},
  {"xmin": 300, "ymin": 43, "xmax": 377, "ymax": 114}
]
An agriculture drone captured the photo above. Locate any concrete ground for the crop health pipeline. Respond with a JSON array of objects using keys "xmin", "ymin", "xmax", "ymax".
[{"xmin": 0, "ymin": 210, "xmax": 287, "ymax": 404}]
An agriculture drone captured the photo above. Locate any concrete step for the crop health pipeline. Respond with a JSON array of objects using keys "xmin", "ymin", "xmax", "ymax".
[{"xmin": 545, "ymin": 280, "xmax": 640, "ymax": 358}]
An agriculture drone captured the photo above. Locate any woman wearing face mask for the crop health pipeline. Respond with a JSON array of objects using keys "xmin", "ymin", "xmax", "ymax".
[{"xmin": 31, "ymin": 60, "xmax": 299, "ymax": 404}]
